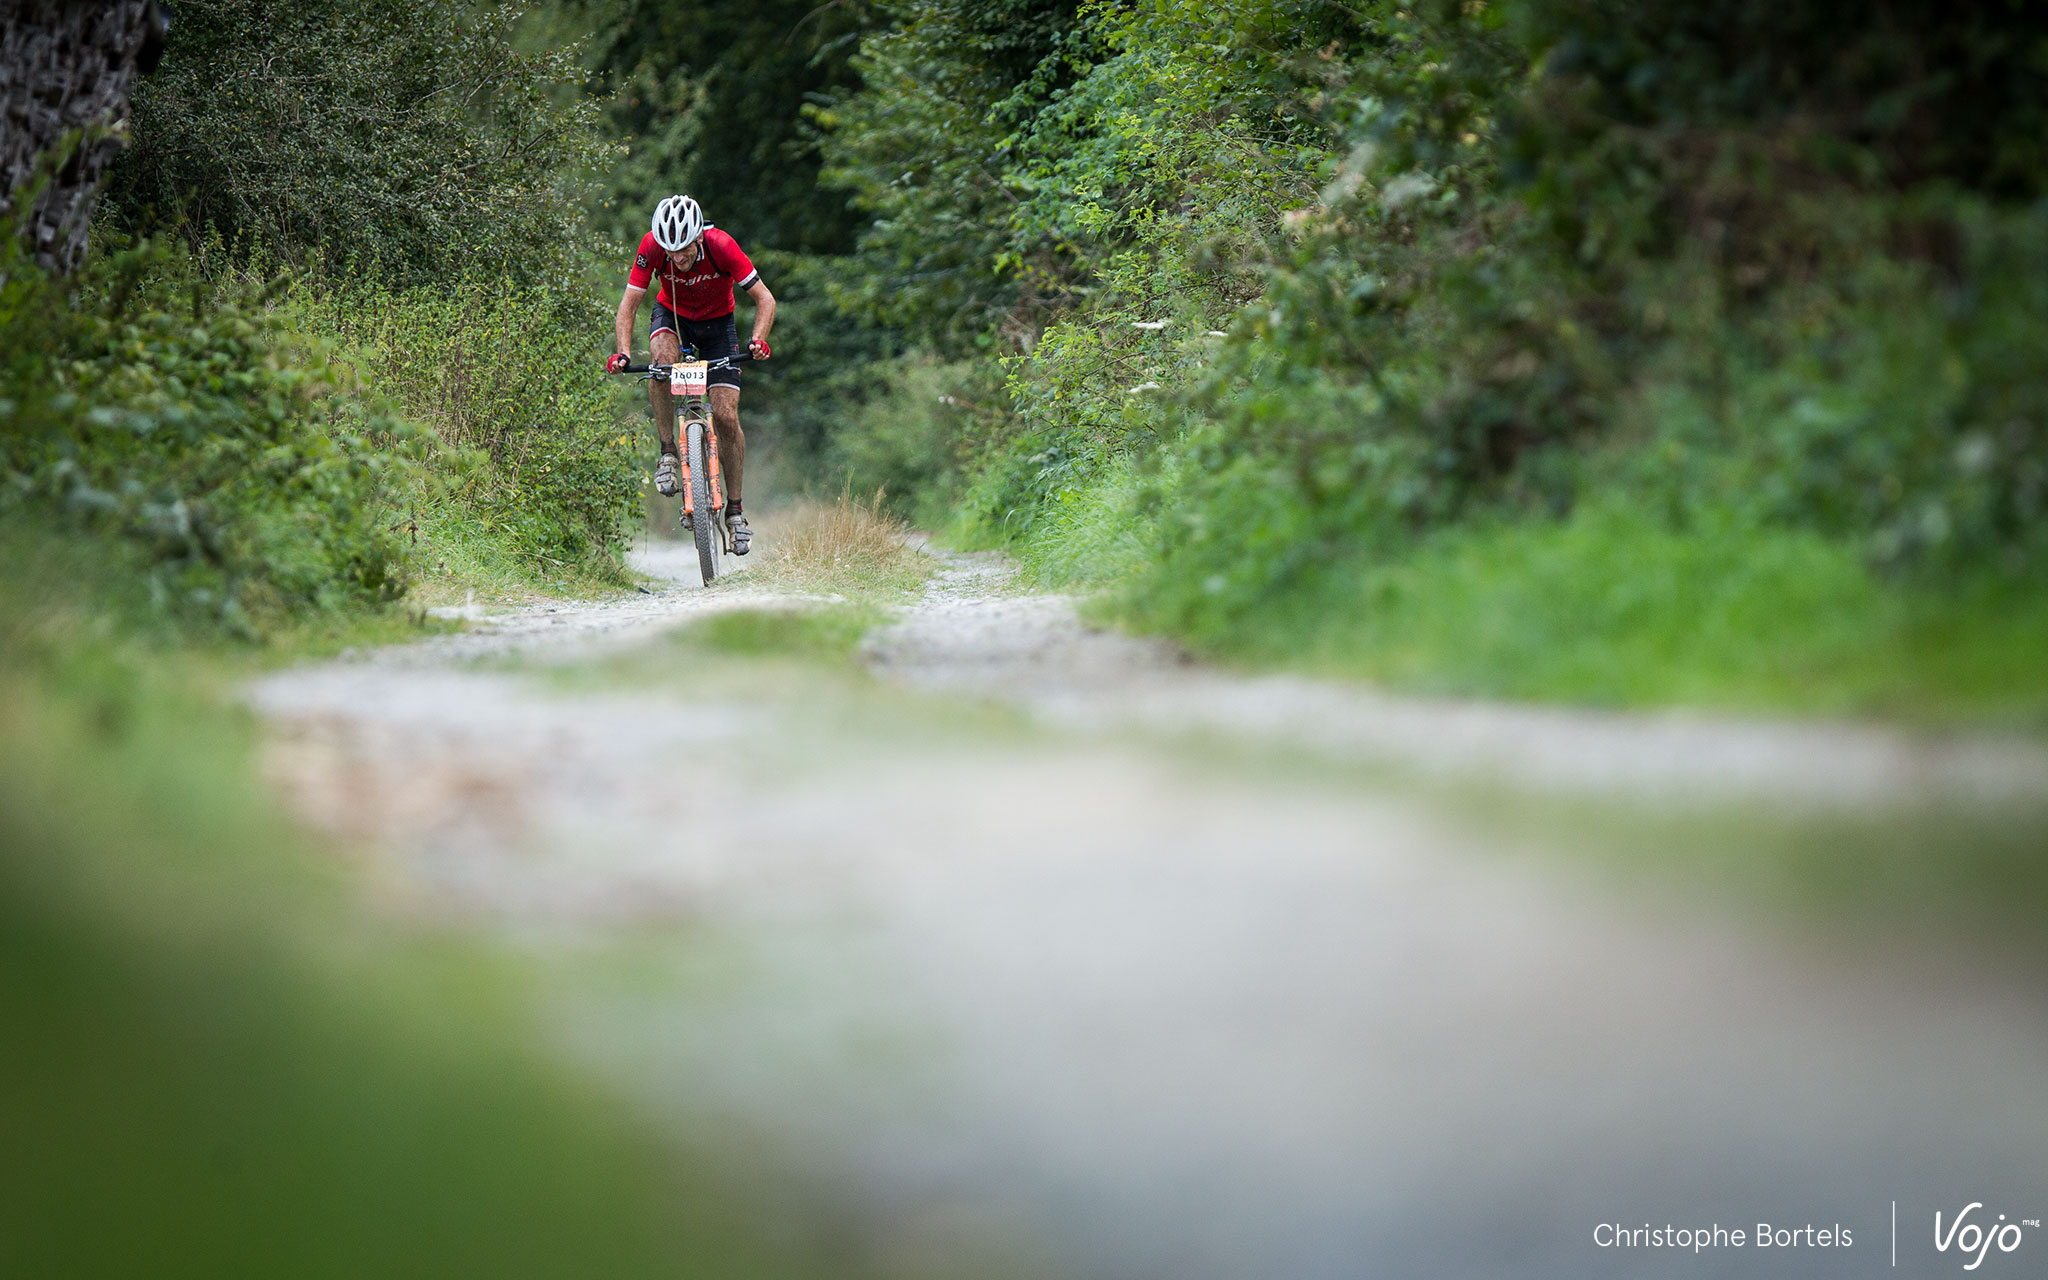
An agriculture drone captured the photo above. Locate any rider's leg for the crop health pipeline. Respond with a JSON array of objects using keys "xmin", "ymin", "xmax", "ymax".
[
  {"xmin": 710, "ymin": 385, "xmax": 743, "ymax": 508},
  {"xmin": 709, "ymin": 384, "xmax": 750, "ymax": 553},
  {"xmin": 646, "ymin": 328, "xmax": 682, "ymax": 454}
]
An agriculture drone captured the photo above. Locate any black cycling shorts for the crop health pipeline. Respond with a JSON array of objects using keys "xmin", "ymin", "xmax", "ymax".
[{"xmin": 649, "ymin": 301, "xmax": 741, "ymax": 388}]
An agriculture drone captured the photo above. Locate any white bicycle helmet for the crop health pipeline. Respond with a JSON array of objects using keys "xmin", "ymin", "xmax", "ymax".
[{"xmin": 651, "ymin": 194, "xmax": 704, "ymax": 251}]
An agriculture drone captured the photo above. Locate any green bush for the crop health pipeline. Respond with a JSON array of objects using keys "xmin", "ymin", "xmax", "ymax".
[{"xmin": 0, "ymin": 235, "xmax": 412, "ymax": 634}]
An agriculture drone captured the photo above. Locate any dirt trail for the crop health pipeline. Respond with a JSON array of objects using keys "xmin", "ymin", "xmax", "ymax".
[{"xmin": 252, "ymin": 538, "xmax": 2048, "ymax": 1280}]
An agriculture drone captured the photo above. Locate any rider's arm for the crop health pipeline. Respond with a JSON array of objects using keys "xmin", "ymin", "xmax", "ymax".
[
  {"xmin": 614, "ymin": 285, "xmax": 645, "ymax": 358},
  {"xmin": 746, "ymin": 279, "xmax": 775, "ymax": 348}
]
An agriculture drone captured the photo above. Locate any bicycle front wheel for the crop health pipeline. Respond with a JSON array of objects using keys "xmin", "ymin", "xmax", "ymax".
[{"xmin": 685, "ymin": 418, "xmax": 720, "ymax": 585}]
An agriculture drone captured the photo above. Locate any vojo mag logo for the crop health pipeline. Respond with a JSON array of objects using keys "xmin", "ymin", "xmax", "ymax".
[{"xmin": 1933, "ymin": 1203, "xmax": 2037, "ymax": 1271}]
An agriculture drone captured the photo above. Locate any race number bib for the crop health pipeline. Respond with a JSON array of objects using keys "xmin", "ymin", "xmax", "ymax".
[{"xmin": 670, "ymin": 361, "xmax": 709, "ymax": 395}]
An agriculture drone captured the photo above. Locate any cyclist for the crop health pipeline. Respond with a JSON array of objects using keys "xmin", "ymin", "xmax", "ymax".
[{"xmin": 606, "ymin": 194, "xmax": 775, "ymax": 553}]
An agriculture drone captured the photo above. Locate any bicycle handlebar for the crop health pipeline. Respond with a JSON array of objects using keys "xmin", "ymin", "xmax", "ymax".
[{"xmin": 612, "ymin": 351, "xmax": 756, "ymax": 377}]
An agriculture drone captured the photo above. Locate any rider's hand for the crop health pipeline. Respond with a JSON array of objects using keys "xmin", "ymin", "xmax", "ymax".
[
  {"xmin": 605, "ymin": 352, "xmax": 631, "ymax": 374},
  {"xmin": 749, "ymin": 337, "xmax": 771, "ymax": 362}
]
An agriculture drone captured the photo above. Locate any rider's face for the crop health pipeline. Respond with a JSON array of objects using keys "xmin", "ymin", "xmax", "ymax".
[{"xmin": 668, "ymin": 240, "xmax": 702, "ymax": 270}]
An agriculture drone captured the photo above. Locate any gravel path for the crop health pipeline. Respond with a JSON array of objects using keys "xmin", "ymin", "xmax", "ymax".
[{"xmin": 250, "ymin": 538, "xmax": 2048, "ymax": 1280}]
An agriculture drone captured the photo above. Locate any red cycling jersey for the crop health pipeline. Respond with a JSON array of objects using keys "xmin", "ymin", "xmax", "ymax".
[{"xmin": 627, "ymin": 227, "xmax": 759, "ymax": 321}]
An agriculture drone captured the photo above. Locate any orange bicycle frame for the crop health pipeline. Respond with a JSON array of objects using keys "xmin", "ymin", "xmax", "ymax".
[{"xmin": 669, "ymin": 359, "xmax": 725, "ymax": 515}]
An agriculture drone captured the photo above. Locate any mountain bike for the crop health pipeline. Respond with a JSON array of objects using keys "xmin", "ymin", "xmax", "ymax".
[{"xmin": 613, "ymin": 350, "xmax": 753, "ymax": 585}]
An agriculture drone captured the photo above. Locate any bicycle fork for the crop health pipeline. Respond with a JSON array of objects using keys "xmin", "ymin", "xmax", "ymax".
[{"xmin": 674, "ymin": 403, "xmax": 726, "ymax": 516}]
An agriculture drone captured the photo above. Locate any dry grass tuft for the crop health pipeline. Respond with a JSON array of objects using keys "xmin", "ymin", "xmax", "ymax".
[{"xmin": 763, "ymin": 487, "xmax": 930, "ymax": 596}]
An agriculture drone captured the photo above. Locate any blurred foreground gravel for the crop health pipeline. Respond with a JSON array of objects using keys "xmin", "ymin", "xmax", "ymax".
[{"xmin": 250, "ymin": 534, "xmax": 2048, "ymax": 1280}]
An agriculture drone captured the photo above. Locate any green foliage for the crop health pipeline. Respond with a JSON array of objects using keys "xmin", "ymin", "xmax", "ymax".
[
  {"xmin": 297, "ymin": 278, "xmax": 641, "ymax": 577},
  {"xmin": 0, "ymin": 235, "xmax": 411, "ymax": 635},
  {"xmin": 998, "ymin": 0, "xmax": 1337, "ymax": 303},
  {"xmin": 706, "ymin": 250, "xmax": 906, "ymax": 489},
  {"xmin": 108, "ymin": 0, "xmax": 615, "ymax": 284},
  {"xmin": 6, "ymin": 0, "xmax": 652, "ymax": 631}
]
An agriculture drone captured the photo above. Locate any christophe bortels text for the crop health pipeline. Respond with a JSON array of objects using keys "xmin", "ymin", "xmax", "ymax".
[{"xmin": 1594, "ymin": 1223, "xmax": 1853, "ymax": 1253}]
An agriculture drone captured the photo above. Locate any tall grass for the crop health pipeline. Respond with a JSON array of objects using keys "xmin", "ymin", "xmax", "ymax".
[{"xmin": 763, "ymin": 487, "xmax": 930, "ymax": 598}]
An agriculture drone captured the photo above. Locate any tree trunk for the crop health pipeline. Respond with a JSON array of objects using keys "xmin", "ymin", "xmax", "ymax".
[{"xmin": 1, "ymin": 0, "xmax": 167, "ymax": 273}]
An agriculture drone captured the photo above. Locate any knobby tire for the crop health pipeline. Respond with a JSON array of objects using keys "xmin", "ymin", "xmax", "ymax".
[{"xmin": 686, "ymin": 418, "xmax": 720, "ymax": 585}]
